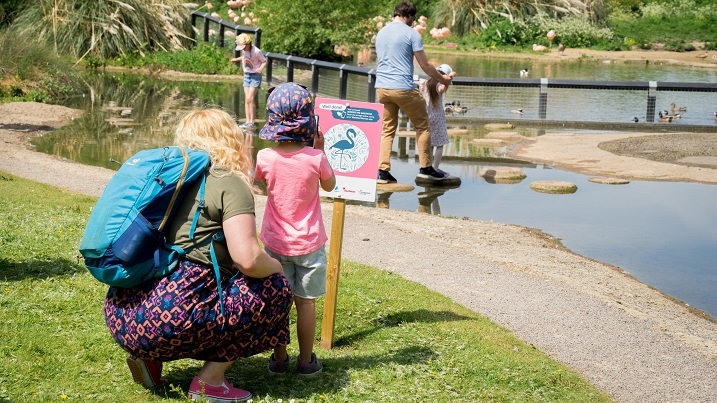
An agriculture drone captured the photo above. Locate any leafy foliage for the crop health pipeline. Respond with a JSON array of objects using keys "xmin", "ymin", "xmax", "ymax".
[
  {"xmin": 465, "ymin": 13, "xmax": 620, "ymax": 50},
  {"xmin": 431, "ymin": 0, "xmax": 608, "ymax": 37},
  {"xmin": 11, "ymin": 0, "xmax": 193, "ymax": 62},
  {"xmin": 609, "ymin": 0, "xmax": 717, "ymax": 45},
  {"xmin": 115, "ymin": 43, "xmax": 239, "ymax": 75},
  {"xmin": 0, "ymin": 0, "xmax": 26, "ymax": 27},
  {"xmin": 0, "ymin": 29, "xmax": 82, "ymax": 102},
  {"xmin": 254, "ymin": 0, "xmax": 386, "ymax": 59}
]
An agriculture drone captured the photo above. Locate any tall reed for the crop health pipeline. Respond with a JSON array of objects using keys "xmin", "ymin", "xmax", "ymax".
[{"xmin": 11, "ymin": 0, "xmax": 193, "ymax": 61}]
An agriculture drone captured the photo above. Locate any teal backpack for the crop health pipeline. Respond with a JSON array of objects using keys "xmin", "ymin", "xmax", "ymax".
[{"xmin": 79, "ymin": 147, "xmax": 226, "ymax": 307}]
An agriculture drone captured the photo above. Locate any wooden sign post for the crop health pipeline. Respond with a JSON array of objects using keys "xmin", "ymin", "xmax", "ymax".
[
  {"xmin": 319, "ymin": 198, "xmax": 346, "ymax": 350},
  {"xmin": 314, "ymin": 97, "xmax": 382, "ymax": 349}
]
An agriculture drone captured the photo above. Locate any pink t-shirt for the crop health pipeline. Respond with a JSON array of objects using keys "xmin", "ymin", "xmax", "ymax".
[
  {"xmin": 254, "ymin": 146, "xmax": 333, "ymax": 256},
  {"xmin": 242, "ymin": 46, "xmax": 266, "ymax": 74}
]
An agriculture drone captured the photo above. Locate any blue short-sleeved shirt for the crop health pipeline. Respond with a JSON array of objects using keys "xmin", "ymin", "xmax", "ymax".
[{"xmin": 375, "ymin": 21, "xmax": 423, "ymax": 90}]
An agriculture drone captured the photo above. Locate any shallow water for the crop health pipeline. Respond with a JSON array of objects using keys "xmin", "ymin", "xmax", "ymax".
[
  {"xmin": 36, "ymin": 67, "xmax": 717, "ymax": 319},
  {"xmin": 377, "ymin": 154, "xmax": 717, "ymax": 318}
]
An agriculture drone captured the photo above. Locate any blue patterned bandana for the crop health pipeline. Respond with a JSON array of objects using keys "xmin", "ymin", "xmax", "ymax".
[{"xmin": 259, "ymin": 82, "xmax": 316, "ymax": 142}]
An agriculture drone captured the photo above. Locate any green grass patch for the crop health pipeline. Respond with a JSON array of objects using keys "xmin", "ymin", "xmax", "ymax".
[
  {"xmin": 0, "ymin": 171, "xmax": 612, "ymax": 402},
  {"xmin": 111, "ymin": 42, "xmax": 240, "ymax": 76}
]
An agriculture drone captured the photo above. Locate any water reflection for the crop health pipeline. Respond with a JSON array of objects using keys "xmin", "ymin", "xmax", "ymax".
[
  {"xmin": 35, "ymin": 72, "xmax": 248, "ymax": 169},
  {"xmin": 33, "ymin": 70, "xmax": 717, "ymax": 320}
]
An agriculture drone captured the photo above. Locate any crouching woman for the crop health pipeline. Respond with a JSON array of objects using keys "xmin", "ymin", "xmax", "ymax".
[{"xmin": 103, "ymin": 108, "xmax": 292, "ymax": 402}]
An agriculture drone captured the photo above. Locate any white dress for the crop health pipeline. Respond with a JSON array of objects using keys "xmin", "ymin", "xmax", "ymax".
[{"xmin": 418, "ymin": 79, "xmax": 450, "ymax": 147}]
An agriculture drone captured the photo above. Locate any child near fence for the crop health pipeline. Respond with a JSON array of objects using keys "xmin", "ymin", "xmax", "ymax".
[{"xmin": 418, "ymin": 63, "xmax": 457, "ymax": 177}]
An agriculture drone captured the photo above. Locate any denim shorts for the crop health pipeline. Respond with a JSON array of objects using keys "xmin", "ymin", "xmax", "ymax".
[
  {"xmin": 243, "ymin": 72, "xmax": 262, "ymax": 88},
  {"xmin": 265, "ymin": 246, "xmax": 326, "ymax": 299}
]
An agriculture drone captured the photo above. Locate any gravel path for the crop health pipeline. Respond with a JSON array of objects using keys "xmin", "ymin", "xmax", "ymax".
[{"xmin": 2, "ymin": 102, "xmax": 717, "ymax": 403}]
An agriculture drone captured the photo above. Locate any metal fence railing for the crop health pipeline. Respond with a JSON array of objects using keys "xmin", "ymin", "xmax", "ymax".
[
  {"xmin": 191, "ymin": 11, "xmax": 717, "ymax": 130},
  {"xmin": 191, "ymin": 11, "xmax": 261, "ymax": 60}
]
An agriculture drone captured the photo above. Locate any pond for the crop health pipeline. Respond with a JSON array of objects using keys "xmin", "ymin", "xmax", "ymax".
[{"xmin": 35, "ymin": 63, "xmax": 717, "ymax": 320}]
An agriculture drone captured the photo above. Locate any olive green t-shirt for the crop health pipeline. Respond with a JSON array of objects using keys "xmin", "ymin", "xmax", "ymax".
[{"xmin": 166, "ymin": 172, "xmax": 255, "ymax": 271}]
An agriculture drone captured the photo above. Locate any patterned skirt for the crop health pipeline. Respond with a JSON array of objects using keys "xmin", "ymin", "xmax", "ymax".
[{"xmin": 103, "ymin": 260, "xmax": 292, "ymax": 362}]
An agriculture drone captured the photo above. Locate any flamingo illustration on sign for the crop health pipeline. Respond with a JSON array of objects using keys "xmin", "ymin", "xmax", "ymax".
[{"xmin": 330, "ymin": 128, "xmax": 356, "ymax": 169}]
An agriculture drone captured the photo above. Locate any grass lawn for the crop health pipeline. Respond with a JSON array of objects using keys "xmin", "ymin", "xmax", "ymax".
[{"xmin": 0, "ymin": 171, "xmax": 612, "ymax": 402}]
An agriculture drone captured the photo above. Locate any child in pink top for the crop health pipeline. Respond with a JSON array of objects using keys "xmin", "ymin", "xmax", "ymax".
[
  {"xmin": 230, "ymin": 33, "xmax": 267, "ymax": 129},
  {"xmin": 254, "ymin": 82, "xmax": 336, "ymax": 376}
]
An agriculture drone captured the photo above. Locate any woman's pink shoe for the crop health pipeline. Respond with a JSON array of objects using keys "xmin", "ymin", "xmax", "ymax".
[
  {"xmin": 126, "ymin": 355, "xmax": 168, "ymax": 389},
  {"xmin": 188, "ymin": 376, "xmax": 252, "ymax": 402}
]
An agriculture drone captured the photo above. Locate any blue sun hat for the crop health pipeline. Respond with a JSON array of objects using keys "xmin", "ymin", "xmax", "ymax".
[{"xmin": 259, "ymin": 82, "xmax": 316, "ymax": 142}]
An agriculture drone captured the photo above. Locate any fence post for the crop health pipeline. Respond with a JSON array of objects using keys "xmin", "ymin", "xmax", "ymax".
[
  {"xmin": 367, "ymin": 69, "xmax": 376, "ymax": 103},
  {"xmin": 191, "ymin": 13, "xmax": 198, "ymax": 40},
  {"xmin": 255, "ymin": 29, "xmax": 262, "ymax": 49},
  {"xmin": 233, "ymin": 28, "xmax": 241, "ymax": 59},
  {"xmin": 339, "ymin": 65, "xmax": 348, "ymax": 100},
  {"xmin": 646, "ymin": 81, "xmax": 657, "ymax": 123},
  {"xmin": 265, "ymin": 54, "xmax": 273, "ymax": 85},
  {"xmin": 539, "ymin": 78, "xmax": 548, "ymax": 119},
  {"xmin": 311, "ymin": 61, "xmax": 320, "ymax": 95},
  {"xmin": 286, "ymin": 56, "xmax": 294, "ymax": 83},
  {"xmin": 218, "ymin": 24, "xmax": 226, "ymax": 48},
  {"xmin": 203, "ymin": 17, "xmax": 210, "ymax": 43}
]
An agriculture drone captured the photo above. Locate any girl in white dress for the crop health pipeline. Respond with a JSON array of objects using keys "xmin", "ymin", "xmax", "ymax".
[{"xmin": 418, "ymin": 64, "xmax": 456, "ymax": 177}]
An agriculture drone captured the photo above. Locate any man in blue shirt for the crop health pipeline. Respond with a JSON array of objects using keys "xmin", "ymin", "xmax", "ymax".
[{"xmin": 375, "ymin": 1, "xmax": 453, "ymax": 183}]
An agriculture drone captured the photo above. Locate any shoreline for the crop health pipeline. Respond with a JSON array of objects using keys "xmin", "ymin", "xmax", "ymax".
[
  {"xmin": 427, "ymin": 45, "xmax": 717, "ymax": 70},
  {"xmin": 2, "ymin": 99, "xmax": 717, "ymax": 401}
]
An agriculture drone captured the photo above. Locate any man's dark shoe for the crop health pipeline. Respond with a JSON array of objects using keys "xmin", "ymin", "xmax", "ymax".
[
  {"xmin": 377, "ymin": 169, "xmax": 397, "ymax": 184},
  {"xmin": 417, "ymin": 166, "xmax": 445, "ymax": 180}
]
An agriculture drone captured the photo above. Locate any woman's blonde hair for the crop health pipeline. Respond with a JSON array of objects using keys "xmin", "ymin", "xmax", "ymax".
[{"xmin": 174, "ymin": 108, "xmax": 253, "ymax": 188}]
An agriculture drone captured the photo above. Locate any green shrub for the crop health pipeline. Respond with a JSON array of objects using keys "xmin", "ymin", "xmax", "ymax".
[
  {"xmin": 0, "ymin": 29, "xmax": 82, "ymax": 102},
  {"xmin": 533, "ymin": 15, "xmax": 620, "ymax": 49},
  {"xmin": 609, "ymin": 0, "xmax": 717, "ymax": 44},
  {"xmin": 153, "ymin": 43, "xmax": 239, "ymax": 75},
  {"xmin": 256, "ymin": 0, "xmax": 383, "ymax": 59},
  {"xmin": 478, "ymin": 19, "xmax": 530, "ymax": 47},
  {"xmin": 665, "ymin": 40, "xmax": 695, "ymax": 52}
]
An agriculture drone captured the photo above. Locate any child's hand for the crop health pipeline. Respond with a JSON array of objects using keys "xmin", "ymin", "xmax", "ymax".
[{"xmin": 313, "ymin": 127, "xmax": 325, "ymax": 151}]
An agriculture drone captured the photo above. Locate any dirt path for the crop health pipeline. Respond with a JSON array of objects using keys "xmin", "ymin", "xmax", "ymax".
[{"xmin": 2, "ymin": 99, "xmax": 717, "ymax": 403}]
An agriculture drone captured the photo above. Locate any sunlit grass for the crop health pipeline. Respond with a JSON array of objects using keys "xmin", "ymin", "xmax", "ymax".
[{"xmin": 0, "ymin": 172, "xmax": 612, "ymax": 402}]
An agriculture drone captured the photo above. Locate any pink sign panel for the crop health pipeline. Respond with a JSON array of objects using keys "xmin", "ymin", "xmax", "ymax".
[{"xmin": 315, "ymin": 97, "xmax": 383, "ymax": 202}]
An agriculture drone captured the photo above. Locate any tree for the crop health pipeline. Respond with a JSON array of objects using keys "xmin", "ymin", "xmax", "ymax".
[{"xmin": 256, "ymin": 0, "xmax": 387, "ymax": 59}]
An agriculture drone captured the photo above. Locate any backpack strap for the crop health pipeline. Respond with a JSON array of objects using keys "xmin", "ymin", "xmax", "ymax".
[
  {"xmin": 187, "ymin": 171, "xmax": 228, "ymax": 328},
  {"xmin": 188, "ymin": 170, "xmax": 208, "ymax": 239},
  {"xmin": 208, "ymin": 231, "xmax": 227, "ymax": 329}
]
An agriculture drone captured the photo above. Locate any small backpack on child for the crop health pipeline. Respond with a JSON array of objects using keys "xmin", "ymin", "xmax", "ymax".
[{"xmin": 79, "ymin": 146, "xmax": 224, "ymax": 288}]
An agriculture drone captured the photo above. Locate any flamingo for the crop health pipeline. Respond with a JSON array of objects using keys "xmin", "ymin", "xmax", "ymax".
[{"xmin": 330, "ymin": 128, "xmax": 357, "ymax": 169}]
